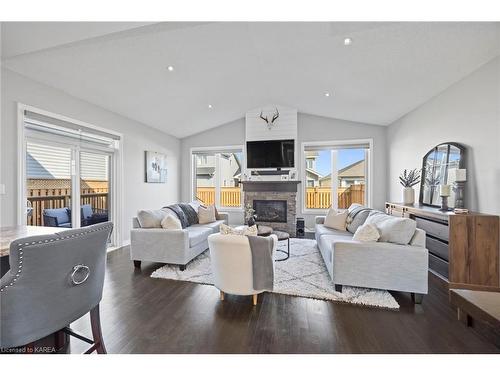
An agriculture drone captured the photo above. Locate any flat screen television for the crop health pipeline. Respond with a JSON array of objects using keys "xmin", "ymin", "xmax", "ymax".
[{"xmin": 246, "ymin": 139, "xmax": 295, "ymax": 169}]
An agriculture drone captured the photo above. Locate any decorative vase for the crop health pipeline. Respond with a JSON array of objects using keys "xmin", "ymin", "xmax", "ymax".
[{"xmin": 403, "ymin": 187, "xmax": 415, "ymax": 205}]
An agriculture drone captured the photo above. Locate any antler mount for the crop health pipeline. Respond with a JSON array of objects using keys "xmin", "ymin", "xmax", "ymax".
[{"xmin": 259, "ymin": 108, "xmax": 280, "ymax": 129}]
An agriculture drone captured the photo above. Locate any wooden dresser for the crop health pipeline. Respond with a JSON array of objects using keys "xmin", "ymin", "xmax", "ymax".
[{"xmin": 385, "ymin": 202, "xmax": 500, "ymax": 289}]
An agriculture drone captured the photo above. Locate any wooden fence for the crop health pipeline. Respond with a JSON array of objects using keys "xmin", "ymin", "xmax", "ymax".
[
  {"xmin": 196, "ymin": 187, "xmax": 241, "ymax": 207},
  {"xmin": 197, "ymin": 185, "xmax": 364, "ymax": 209},
  {"xmin": 305, "ymin": 185, "xmax": 365, "ymax": 209}
]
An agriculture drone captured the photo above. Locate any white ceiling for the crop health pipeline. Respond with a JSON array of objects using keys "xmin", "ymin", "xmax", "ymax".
[{"xmin": 2, "ymin": 22, "xmax": 499, "ymax": 138}]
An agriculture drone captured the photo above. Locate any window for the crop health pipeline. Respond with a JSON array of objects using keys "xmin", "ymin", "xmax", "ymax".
[
  {"xmin": 20, "ymin": 105, "xmax": 122, "ymax": 246},
  {"xmin": 192, "ymin": 147, "xmax": 243, "ymax": 209},
  {"xmin": 303, "ymin": 141, "xmax": 371, "ymax": 210}
]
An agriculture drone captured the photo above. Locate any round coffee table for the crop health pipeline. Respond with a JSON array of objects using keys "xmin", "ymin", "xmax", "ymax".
[{"xmin": 273, "ymin": 230, "xmax": 290, "ymax": 261}]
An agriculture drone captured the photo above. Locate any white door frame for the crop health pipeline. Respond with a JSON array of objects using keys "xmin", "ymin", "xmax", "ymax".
[{"xmin": 17, "ymin": 103, "xmax": 124, "ymax": 247}]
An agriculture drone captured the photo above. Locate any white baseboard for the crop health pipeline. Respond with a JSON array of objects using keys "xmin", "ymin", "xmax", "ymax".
[{"xmin": 107, "ymin": 239, "xmax": 130, "ymax": 253}]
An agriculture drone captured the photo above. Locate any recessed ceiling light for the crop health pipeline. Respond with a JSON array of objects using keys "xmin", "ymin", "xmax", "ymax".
[
  {"xmin": 208, "ymin": 104, "xmax": 213, "ymax": 109},
  {"xmin": 324, "ymin": 92, "xmax": 331, "ymax": 97},
  {"xmin": 167, "ymin": 65, "xmax": 174, "ymax": 71},
  {"xmin": 343, "ymin": 37, "xmax": 353, "ymax": 46}
]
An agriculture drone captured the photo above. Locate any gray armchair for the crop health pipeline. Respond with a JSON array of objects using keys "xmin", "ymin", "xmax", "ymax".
[{"xmin": 0, "ymin": 222, "xmax": 113, "ymax": 353}]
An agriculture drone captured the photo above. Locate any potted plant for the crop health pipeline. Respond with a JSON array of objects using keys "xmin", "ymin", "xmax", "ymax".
[
  {"xmin": 244, "ymin": 203, "xmax": 257, "ymax": 227},
  {"xmin": 399, "ymin": 169, "xmax": 421, "ymax": 205}
]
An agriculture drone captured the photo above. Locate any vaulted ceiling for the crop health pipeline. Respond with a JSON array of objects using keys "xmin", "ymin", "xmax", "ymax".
[{"xmin": 2, "ymin": 22, "xmax": 499, "ymax": 138}]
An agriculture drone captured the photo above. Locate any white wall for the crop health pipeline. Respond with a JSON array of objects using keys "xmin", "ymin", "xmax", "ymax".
[
  {"xmin": 181, "ymin": 113, "xmax": 387, "ymax": 228},
  {"xmin": 0, "ymin": 68, "xmax": 181, "ymax": 243},
  {"xmin": 387, "ymin": 57, "xmax": 500, "ymax": 215}
]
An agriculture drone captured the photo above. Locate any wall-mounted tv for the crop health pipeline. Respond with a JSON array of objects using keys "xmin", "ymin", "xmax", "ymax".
[{"xmin": 246, "ymin": 139, "xmax": 295, "ymax": 169}]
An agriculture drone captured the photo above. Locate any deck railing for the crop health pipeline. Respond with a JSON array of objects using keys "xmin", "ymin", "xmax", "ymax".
[
  {"xmin": 27, "ymin": 185, "xmax": 108, "ymax": 226},
  {"xmin": 196, "ymin": 185, "xmax": 364, "ymax": 209}
]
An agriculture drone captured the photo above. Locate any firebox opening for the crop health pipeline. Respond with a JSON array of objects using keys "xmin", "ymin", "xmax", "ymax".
[{"xmin": 253, "ymin": 200, "xmax": 287, "ymax": 223}]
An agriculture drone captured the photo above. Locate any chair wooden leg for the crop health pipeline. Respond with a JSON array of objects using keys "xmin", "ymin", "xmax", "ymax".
[
  {"xmin": 252, "ymin": 294, "xmax": 258, "ymax": 306},
  {"xmin": 90, "ymin": 304, "xmax": 107, "ymax": 354},
  {"xmin": 220, "ymin": 290, "xmax": 225, "ymax": 301},
  {"xmin": 133, "ymin": 260, "xmax": 141, "ymax": 269}
]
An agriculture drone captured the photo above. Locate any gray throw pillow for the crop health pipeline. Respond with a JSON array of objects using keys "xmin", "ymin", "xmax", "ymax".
[
  {"xmin": 346, "ymin": 204, "xmax": 374, "ymax": 234},
  {"xmin": 365, "ymin": 211, "xmax": 417, "ymax": 245}
]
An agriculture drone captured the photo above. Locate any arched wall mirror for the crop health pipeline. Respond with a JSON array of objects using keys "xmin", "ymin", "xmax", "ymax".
[{"xmin": 419, "ymin": 142, "xmax": 466, "ymax": 208}]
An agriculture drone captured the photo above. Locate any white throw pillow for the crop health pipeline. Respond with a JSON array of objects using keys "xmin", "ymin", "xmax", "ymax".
[
  {"xmin": 352, "ymin": 223, "xmax": 380, "ymax": 242},
  {"xmin": 365, "ymin": 211, "xmax": 417, "ymax": 245},
  {"xmin": 161, "ymin": 214, "xmax": 182, "ymax": 230},
  {"xmin": 198, "ymin": 205, "xmax": 216, "ymax": 224},
  {"xmin": 324, "ymin": 208, "xmax": 348, "ymax": 231},
  {"xmin": 137, "ymin": 209, "xmax": 168, "ymax": 228},
  {"xmin": 220, "ymin": 223, "xmax": 258, "ymax": 236}
]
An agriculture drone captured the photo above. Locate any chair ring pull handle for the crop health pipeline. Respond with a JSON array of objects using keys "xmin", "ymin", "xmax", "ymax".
[{"xmin": 70, "ymin": 264, "xmax": 90, "ymax": 285}]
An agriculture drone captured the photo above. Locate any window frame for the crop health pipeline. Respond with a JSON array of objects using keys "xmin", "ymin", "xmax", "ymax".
[
  {"xmin": 190, "ymin": 145, "xmax": 245, "ymax": 211},
  {"xmin": 300, "ymin": 139, "xmax": 373, "ymax": 214}
]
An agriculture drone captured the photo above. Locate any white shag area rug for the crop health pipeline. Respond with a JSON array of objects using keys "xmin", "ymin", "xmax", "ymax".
[{"xmin": 151, "ymin": 238, "xmax": 399, "ymax": 310}]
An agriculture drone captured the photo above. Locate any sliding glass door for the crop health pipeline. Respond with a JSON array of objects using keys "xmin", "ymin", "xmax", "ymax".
[
  {"xmin": 26, "ymin": 141, "xmax": 75, "ymax": 228},
  {"xmin": 25, "ymin": 142, "xmax": 114, "ymax": 233},
  {"xmin": 21, "ymin": 106, "xmax": 120, "ymax": 246},
  {"xmin": 79, "ymin": 151, "xmax": 111, "ymax": 228}
]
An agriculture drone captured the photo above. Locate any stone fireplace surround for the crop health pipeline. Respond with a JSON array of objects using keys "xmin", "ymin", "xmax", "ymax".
[{"xmin": 242, "ymin": 181, "xmax": 299, "ymax": 236}]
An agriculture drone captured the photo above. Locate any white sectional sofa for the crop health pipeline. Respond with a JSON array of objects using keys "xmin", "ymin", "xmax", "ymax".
[
  {"xmin": 130, "ymin": 207, "xmax": 228, "ymax": 270},
  {"xmin": 315, "ymin": 206, "xmax": 429, "ymax": 303}
]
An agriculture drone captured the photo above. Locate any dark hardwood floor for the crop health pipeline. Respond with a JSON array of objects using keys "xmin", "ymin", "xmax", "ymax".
[{"xmin": 70, "ymin": 246, "xmax": 499, "ymax": 354}]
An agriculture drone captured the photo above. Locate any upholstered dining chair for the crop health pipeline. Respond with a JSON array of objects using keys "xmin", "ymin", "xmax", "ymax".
[
  {"xmin": 0, "ymin": 222, "xmax": 113, "ymax": 353},
  {"xmin": 208, "ymin": 233, "xmax": 277, "ymax": 305}
]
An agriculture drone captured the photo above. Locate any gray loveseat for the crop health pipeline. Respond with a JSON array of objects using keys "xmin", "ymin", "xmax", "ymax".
[
  {"xmin": 130, "ymin": 205, "xmax": 228, "ymax": 270},
  {"xmin": 315, "ymin": 205, "xmax": 429, "ymax": 303}
]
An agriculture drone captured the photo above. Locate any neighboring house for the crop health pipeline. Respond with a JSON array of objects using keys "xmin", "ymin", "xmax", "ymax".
[
  {"xmin": 305, "ymin": 151, "xmax": 323, "ymax": 187},
  {"xmin": 319, "ymin": 159, "xmax": 365, "ymax": 187},
  {"xmin": 196, "ymin": 153, "xmax": 241, "ymax": 188}
]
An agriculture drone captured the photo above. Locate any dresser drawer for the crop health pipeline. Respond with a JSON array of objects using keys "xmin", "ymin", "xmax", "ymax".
[
  {"xmin": 426, "ymin": 236, "xmax": 449, "ymax": 261},
  {"xmin": 415, "ymin": 217, "xmax": 449, "ymax": 241},
  {"xmin": 429, "ymin": 253, "xmax": 449, "ymax": 279}
]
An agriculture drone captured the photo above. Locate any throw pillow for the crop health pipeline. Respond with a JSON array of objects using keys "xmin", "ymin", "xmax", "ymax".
[
  {"xmin": 352, "ymin": 223, "xmax": 380, "ymax": 242},
  {"xmin": 219, "ymin": 224, "xmax": 258, "ymax": 236},
  {"xmin": 161, "ymin": 214, "xmax": 182, "ymax": 230},
  {"xmin": 164, "ymin": 204, "xmax": 189, "ymax": 228},
  {"xmin": 137, "ymin": 209, "xmax": 168, "ymax": 228},
  {"xmin": 365, "ymin": 211, "xmax": 417, "ymax": 245},
  {"xmin": 346, "ymin": 204, "xmax": 374, "ymax": 234},
  {"xmin": 324, "ymin": 208, "xmax": 348, "ymax": 231},
  {"xmin": 198, "ymin": 205, "xmax": 217, "ymax": 224}
]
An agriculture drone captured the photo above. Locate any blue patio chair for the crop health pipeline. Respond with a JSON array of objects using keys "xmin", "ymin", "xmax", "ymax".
[{"xmin": 43, "ymin": 208, "xmax": 72, "ymax": 228}]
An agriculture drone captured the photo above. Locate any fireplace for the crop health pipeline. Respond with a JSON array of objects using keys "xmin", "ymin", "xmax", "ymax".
[
  {"xmin": 242, "ymin": 181, "xmax": 299, "ymax": 236},
  {"xmin": 253, "ymin": 200, "xmax": 287, "ymax": 223}
]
